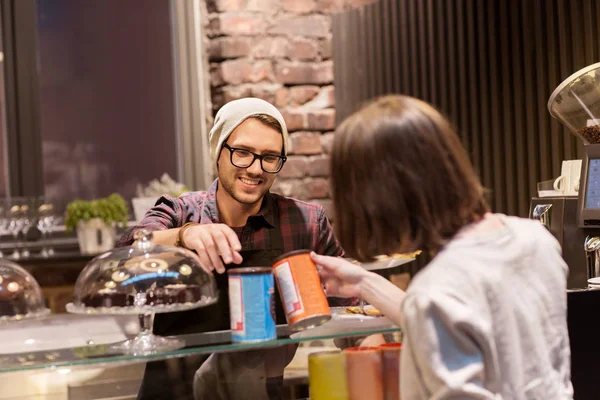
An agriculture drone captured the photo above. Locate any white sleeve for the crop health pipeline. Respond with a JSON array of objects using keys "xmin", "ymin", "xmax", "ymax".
[{"xmin": 400, "ymin": 292, "xmax": 501, "ymax": 400}]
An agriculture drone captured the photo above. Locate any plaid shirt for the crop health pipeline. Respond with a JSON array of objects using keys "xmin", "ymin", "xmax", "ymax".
[
  {"xmin": 118, "ymin": 179, "xmax": 343, "ymax": 257},
  {"xmin": 119, "ymin": 179, "xmax": 355, "ymax": 307}
]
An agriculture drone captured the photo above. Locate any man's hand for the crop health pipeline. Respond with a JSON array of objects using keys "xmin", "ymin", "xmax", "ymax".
[{"xmin": 182, "ymin": 223, "xmax": 243, "ymax": 273}]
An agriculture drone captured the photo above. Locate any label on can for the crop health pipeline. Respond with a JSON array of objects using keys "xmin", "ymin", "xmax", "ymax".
[
  {"xmin": 228, "ymin": 272, "xmax": 276, "ymax": 342},
  {"xmin": 229, "ymin": 277, "xmax": 244, "ymax": 333},
  {"xmin": 273, "ymin": 251, "xmax": 331, "ymax": 330},
  {"xmin": 274, "ymin": 261, "xmax": 304, "ymax": 317}
]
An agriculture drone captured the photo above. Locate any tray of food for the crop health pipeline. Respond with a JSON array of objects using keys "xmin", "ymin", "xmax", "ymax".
[
  {"xmin": 338, "ymin": 305, "xmax": 382, "ymax": 318},
  {"xmin": 353, "ymin": 251, "xmax": 421, "ymax": 271},
  {"xmin": 289, "ymin": 306, "xmax": 396, "ymax": 339}
]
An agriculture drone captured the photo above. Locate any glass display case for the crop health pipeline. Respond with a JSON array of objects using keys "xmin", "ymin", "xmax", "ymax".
[
  {"xmin": 0, "ymin": 313, "xmax": 401, "ymax": 400},
  {"xmin": 0, "ymin": 231, "xmax": 405, "ymax": 399}
]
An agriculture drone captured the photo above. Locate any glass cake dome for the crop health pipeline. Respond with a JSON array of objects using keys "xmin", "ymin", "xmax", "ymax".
[
  {"xmin": 67, "ymin": 230, "xmax": 218, "ymax": 355},
  {"xmin": 0, "ymin": 259, "xmax": 50, "ymax": 323}
]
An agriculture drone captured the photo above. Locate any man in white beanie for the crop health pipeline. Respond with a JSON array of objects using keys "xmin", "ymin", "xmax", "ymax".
[{"xmin": 119, "ymin": 98, "xmax": 354, "ymax": 399}]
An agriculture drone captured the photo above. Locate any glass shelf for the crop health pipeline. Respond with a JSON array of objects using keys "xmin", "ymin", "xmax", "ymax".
[{"xmin": 0, "ymin": 320, "xmax": 400, "ymax": 374}]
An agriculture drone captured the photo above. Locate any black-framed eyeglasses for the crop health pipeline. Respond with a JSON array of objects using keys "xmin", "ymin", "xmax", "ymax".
[{"xmin": 223, "ymin": 143, "xmax": 287, "ymax": 174}]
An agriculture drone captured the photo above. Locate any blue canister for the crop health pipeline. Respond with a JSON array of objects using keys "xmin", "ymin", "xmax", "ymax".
[{"xmin": 228, "ymin": 267, "xmax": 276, "ymax": 343}]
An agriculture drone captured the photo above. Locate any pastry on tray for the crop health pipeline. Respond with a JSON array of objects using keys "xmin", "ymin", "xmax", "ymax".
[
  {"xmin": 344, "ymin": 306, "xmax": 383, "ymax": 317},
  {"xmin": 373, "ymin": 251, "xmax": 422, "ymax": 261}
]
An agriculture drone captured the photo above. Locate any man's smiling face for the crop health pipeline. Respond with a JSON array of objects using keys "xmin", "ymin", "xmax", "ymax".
[{"xmin": 217, "ymin": 117, "xmax": 283, "ymax": 206}]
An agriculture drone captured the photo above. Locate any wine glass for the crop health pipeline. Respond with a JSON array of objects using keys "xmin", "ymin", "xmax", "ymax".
[
  {"xmin": 37, "ymin": 197, "xmax": 55, "ymax": 258},
  {"xmin": 47, "ymin": 200, "xmax": 63, "ymax": 256},
  {"xmin": 0, "ymin": 199, "xmax": 9, "ymax": 258},
  {"xmin": 7, "ymin": 198, "xmax": 25, "ymax": 259},
  {"xmin": 19, "ymin": 197, "xmax": 37, "ymax": 258}
]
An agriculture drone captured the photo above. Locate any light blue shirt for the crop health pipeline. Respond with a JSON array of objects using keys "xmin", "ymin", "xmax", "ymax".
[{"xmin": 400, "ymin": 215, "xmax": 573, "ymax": 399}]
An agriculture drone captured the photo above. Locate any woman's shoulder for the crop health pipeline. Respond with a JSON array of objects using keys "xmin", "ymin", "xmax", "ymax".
[
  {"xmin": 405, "ymin": 253, "xmax": 482, "ymax": 302},
  {"xmin": 406, "ymin": 215, "xmax": 566, "ymax": 307}
]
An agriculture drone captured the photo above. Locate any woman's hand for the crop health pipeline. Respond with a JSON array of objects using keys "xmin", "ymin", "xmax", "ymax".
[
  {"xmin": 313, "ymin": 251, "xmax": 408, "ymax": 328},
  {"xmin": 311, "ymin": 252, "xmax": 371, "ymax": 298}
]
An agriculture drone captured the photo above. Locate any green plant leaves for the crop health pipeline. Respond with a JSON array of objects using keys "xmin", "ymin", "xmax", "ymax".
[{"xmin": 65, "ymin": 194, "xmax": 129, "ymax": 231}]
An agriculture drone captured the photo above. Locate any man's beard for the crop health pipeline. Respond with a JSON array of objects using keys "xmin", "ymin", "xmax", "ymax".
[{"xmin": 221, "ymin": 176, "xmax": 269, "ymax": 205}]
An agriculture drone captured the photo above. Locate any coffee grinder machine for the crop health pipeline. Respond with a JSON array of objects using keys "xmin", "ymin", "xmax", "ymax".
[
  {"xmin": 532, "ymin": 62, "xmax": 600, "ymax": 290},
  {"xmin": 534, "ymin": 63, "xmax": 600, "ymax": 399}
]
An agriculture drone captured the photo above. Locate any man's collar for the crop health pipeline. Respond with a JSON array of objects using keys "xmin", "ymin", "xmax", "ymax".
[
  {"xmin": 202, "ymin": 178, "xmax": 276, "ymax": 228},
  {"xmin": 255, "ymin": 190, "xmax": 276, "ymax": 228}
]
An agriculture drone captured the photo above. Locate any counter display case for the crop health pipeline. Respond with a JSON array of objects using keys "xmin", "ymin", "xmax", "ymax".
[
  {"xmin": 0, "ymin": 228, "xmax": 410, "ymax": 399},
  {"xmin": 0, "ymin": 313, "xmax": 401, "ymax": 400}
]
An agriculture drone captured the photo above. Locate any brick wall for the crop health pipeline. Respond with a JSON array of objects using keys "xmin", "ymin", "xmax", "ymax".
[{"xmin": 206, "ymin": 0, "xmax": 377, "ymax": 219}]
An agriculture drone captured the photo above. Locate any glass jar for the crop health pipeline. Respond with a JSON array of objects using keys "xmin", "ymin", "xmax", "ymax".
[{"xmin": 548, "ymin": 62, "xmax": 600, "ymax": 144}]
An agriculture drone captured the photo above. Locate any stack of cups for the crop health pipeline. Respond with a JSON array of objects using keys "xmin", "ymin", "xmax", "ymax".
[{"xmin": 308, "ymin": 343, "xmax": 402, "ymax": 400}]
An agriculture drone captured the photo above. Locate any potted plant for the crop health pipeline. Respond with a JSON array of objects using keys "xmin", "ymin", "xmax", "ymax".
[
  {"xmin": 132, "ymin": 173, "xmax": 189, "ymax": 222},
  {"xmin": 65, "ymin": 194, "xmax": 129, "ymax": 255}
]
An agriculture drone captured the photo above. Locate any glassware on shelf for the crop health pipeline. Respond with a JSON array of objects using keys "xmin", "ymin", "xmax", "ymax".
[
  {"xmin": 37, "ymin": 197, "xmax": 57, "ymax": 258},
  {"xmin": 18, "ymin": 198, "xmax": 37, "ymax": 259},
  {"xmin": 0, "ymin": 199, "xmax": 9, "ymax": 258},
  {"xmin": 66, "ymin": 229, "xmax": 218, "ymax": 356},
  {"xmin": 47, "ymin": 199, "xmax": 63, "ymax": 257},
  {"xmin": 0, "ymin": 258, "xmax": 50, "ymax": 323},
  {"xmin": 7, "ymin": 198, "xmax": 26, "ymax": 260}
]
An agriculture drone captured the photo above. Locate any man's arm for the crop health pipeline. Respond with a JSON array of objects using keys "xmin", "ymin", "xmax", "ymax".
[
  {"xmin": 118, "ymin": 193, "xmax": 242, "ymax": 274},
  {"xmin": 117, "ymin": 195, "xmax": 183, "ymax": 247}
]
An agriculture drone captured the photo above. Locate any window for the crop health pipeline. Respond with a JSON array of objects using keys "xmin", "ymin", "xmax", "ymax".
[
  {"xmin": 37, "ymin": 0, "xmax": 179, "ymax": 202},
  {"xmin": 1, "ymin": 0, "xmax": 212, "ymax": 209}
]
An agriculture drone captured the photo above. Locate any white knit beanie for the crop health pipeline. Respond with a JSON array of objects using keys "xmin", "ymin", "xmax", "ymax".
[{"xmin": 209, "ymin": 98, "xmax": 289, "ymax": 169}]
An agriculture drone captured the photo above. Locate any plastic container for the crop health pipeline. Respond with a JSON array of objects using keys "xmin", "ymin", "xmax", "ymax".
[
  {"xmin": 345, "ymin": 346, "xmax": 384, "ymax": 400},
  {"xmin": 308, "ymin": 350, "xmax": 349, "ymax": 400},
  {"xmin": 380, "ymin": 343, "xmax": 402, "ymax": 400},
  {"xmin": 548, "ymin": 62, "xmax": 600, "ymax": 144}
]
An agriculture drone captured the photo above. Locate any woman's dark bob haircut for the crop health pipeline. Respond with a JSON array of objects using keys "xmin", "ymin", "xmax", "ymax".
[{"xmin": 330, "ymin": 95, "xmax": 489, "ymax": 262}]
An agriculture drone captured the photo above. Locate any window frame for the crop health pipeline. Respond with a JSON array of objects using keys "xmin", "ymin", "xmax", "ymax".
[
  {"xmin": 0, "ymin": 0, "xmax": 212, "ymax": 200},
  {"xmin": 1, "ymin": 0, "xmax": 43, "ymax": 197}
]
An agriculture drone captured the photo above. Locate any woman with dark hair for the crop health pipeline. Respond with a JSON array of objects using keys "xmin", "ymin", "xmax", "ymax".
[{"xmin": 312, "ymin": 95, "xmax": 573, "ymax": 399}]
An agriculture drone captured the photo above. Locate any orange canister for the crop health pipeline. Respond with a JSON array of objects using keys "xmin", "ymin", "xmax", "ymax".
[
  {"xmin": 345, "ymin": 346, "xmax": 384, "ymax": 400},
  {"xmin": 380, "ymin": 343, "xmax": 402, "ymax": 400},
  {"xmin": 272, "ymin": 250, "xmax": 331, "ymax": 331}
]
